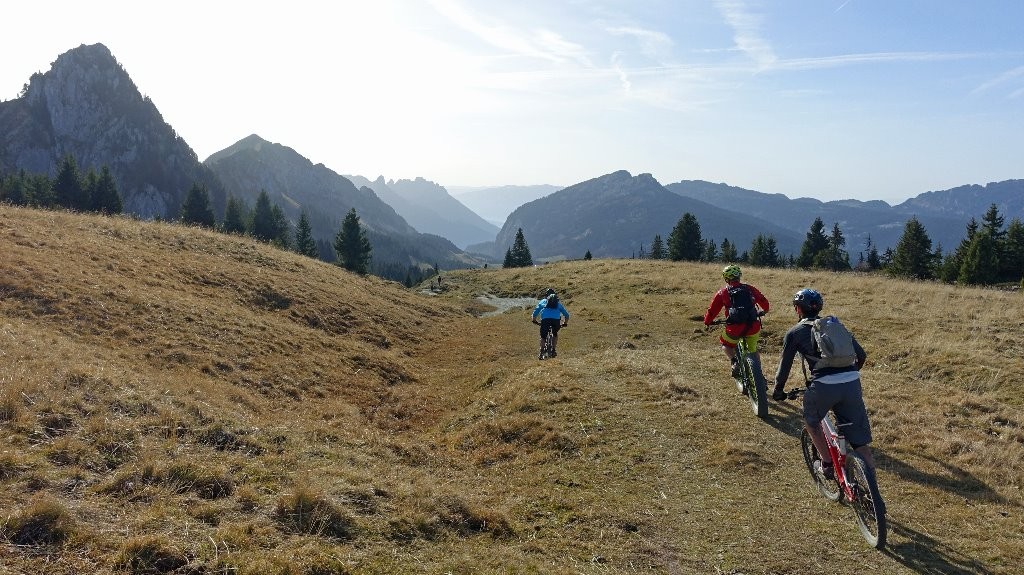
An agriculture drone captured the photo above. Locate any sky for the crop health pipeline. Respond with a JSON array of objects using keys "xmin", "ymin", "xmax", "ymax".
[{"xmin": 2, "ymin": 1, "xmax": 1022, "ymax": 204}]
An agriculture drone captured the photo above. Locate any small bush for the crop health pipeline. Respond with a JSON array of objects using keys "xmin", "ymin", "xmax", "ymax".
[
  {"xmin": 114, "ymin": 535, "xmax": 188, "ymax": 574},
  {"xmin": 163, "ymin": 462, "xmax": 234, "ymax": 499},
  {"xmin": 1, "ymin": 498, "xmax": 77, "ymax": 545},
  {"xmin": 273, "ymin": 485, "xmax": 357, "ymax": 540}
]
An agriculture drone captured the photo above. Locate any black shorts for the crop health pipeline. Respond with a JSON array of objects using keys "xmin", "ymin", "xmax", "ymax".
[
  {"xmin": 539, "ymin": 318, "xmax": 561, "ymax": 338},
  {"xmin": 803, "ymin": 378, "xmax": 873, "ymax": 447}
]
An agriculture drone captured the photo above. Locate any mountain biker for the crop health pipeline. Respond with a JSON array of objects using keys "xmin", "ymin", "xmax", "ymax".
[
  {"xmin": 703, "ymin": 265, "xmax": 770, "ymax": 382},
  {"xmin": 773, "ymin": 288, "xmax": 874, "ymax": 481},
  {"xmin": 532, "ymin": 288, "xmax": 569, "ymax": 359}
]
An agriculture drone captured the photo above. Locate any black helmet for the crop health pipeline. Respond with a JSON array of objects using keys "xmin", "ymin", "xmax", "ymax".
[
  {"xmin": 546, "ymin": 288, "xmax": 556, "ymax": 296},
  {"xmin": 793, "ymin": 288, "xmax": 823, "ymax": 315}
]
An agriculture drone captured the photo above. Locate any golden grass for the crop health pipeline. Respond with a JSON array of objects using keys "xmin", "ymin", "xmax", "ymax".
[{"xmin": 1, "ymin": 204, "xmax": 1021, "ymax": 573}]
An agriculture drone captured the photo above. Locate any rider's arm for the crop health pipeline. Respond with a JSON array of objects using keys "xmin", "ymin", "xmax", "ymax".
[
  {"xmin": 751, "ymin": 285, "xmax": 770, "ymax": 313},
  {"xmin": 559, "ymin": 303, "xmax": 569, "ymax": 320},
  {"xmin": 532, "ymin": 300, "xmax": 544, "ymax": 321},
  {"xmin": 774, "ymin": 328, "xmax": 799, "ymax": 387},
  {"xmin": 703, "ymin": 290, "xmax": 726, "ymax": 325},
  {"xmin": 852, "ymin": 336, "xmax": 867, "ymax": 369}
]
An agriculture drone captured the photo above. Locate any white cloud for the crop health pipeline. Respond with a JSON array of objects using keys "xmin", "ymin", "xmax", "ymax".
[
  {"xmin": 971, "ymin": 65, "xmax": 1024, "ymax": 96},
  {"xmin": 713, "ymin": 0, "xmax": 778, "ymax": 70}
]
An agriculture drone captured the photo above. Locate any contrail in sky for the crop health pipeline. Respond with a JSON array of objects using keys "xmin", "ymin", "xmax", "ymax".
[{"xmin": 835, "ymin": 0, "xmax": 853, "ymax": 13}]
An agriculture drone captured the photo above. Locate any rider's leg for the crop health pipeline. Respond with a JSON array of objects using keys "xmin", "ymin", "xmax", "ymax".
[
  {"xmin": 854, "ymin": 445, "xmax": 876, "ymax": 469},
  {"xmin": 806, "ymin": 423, "xmax": 833, "ymax": 466}
]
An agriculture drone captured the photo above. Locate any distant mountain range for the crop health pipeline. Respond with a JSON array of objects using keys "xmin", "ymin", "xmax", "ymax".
[
  {"xmin": 448, "ymin": 184, "xmax": 562, "ymax": 227},
  {"xmin": 665, "ymin": 180, "xmax": 1024, "ymax": 256},
  {"xmin": 486, "ymin": 171, "xmax": 804, "ymax": 260},
  {"xmin": 346, "ymin": 175, "xmax": 498, "ymax": 249},
  {"xmin": 3, "ymin": 43, "xmax": 1021, "ymax": 269}
]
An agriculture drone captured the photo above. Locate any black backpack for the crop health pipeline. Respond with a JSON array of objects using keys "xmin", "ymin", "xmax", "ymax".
[
  {"xmin": 546, "ymin": 294, "xmax": 559, "ymax": 309},
  {"xmin": 725, "ymin": 284, "xmax": 758, "ymax": 325}
]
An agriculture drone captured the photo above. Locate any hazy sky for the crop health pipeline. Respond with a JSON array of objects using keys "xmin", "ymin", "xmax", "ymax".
[{"xmin": 3, "ymin": 1, "xmax": 1022, "ymax": 203}]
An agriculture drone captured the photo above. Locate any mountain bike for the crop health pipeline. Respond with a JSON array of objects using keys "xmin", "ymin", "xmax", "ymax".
[
  {"xmin": 533, "ymin": 319, "xmax": 566, "ymax": 360},
  {"xmin": 784, "ymin": 387, "xmax": 887, "ymax": 549},
  {"xmin": 709, "ymin": 311, "xmax": 768, "ymax": 418}
]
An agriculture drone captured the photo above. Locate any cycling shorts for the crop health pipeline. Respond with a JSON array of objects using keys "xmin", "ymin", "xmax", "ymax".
[
  {"xmin": 720, "ymin": 330, "xmax": 760, "ymax": 352},
  {"xmin": 803, "ymin": 377, "xmax": 873, "ymax": 447},
  {"xmin": 539, "ymin": 318, "xmax": 561, "ymax": 338}
]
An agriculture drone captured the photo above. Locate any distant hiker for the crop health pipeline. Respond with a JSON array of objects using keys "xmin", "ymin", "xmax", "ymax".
[
  {"xmin": 773, "ymin": 288, "xmax": 875, "ymax": 481},
  {"xmin": 703, "ymin": 265, "xmax": 770, "ymax": 382},
  {"xmin": 532, "ymin": 288, "xmax": 569, "ymax": 359}
]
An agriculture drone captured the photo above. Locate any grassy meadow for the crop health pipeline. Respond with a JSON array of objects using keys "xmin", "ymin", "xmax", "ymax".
[{"xmin": 0, "ymin": 204, "xmax": 1021, "ymax": 574}]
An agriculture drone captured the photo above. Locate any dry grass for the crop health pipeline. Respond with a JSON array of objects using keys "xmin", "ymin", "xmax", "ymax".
[{"xmin": 1, "ymin": 204, "xmax": 1021, "ymax": 573}]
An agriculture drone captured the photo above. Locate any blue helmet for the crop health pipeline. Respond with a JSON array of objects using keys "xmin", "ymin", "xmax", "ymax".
[{"xmin": 793, "ymin": 288, "xmax": 823, "ymax": 315}]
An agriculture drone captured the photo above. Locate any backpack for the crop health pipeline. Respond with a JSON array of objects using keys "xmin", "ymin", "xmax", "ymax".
[
  {"xmin": 802, "ymin": 315, "xmax": 857, "ymax": 369},
  {"xmin": 546, "ymin": 294, "xmax": 559, "ymax": 309},
  {"xmin": 725, "ymin": 284, "xmax": 759, "ymax": 325}
]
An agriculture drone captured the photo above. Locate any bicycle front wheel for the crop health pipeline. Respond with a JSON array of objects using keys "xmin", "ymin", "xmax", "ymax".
[
  {"xmin": 800, "ymin": 428, "xmax": 841, "ymax": 502},
  {"xmin": 845, "ymin": 453, "xmax": 887, "ymax": 549},
  {"xmin": 744, "ymin": 356, "xmax": 767, "ymax": 418}
]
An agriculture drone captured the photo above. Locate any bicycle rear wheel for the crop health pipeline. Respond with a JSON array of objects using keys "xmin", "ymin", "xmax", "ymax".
[
  {"xmin": 743, "ymin": 355, "xmax": 767, "ymax": 418},
  {"xmin": 800, "ymin": 428, "xmax": 841, "ymax": 501},
  {"xmin": 844, "ymin": 453, "xmax": 887, "ymax": 549}
]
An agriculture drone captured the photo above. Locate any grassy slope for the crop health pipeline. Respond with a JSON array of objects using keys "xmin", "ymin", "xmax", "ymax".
[{"xmin": 1, "ymin": 205, "xmax": 1021, "ymax": 574}]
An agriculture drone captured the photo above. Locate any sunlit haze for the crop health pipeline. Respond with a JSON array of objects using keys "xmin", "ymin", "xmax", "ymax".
[{"xmin": 4, "ymin": 0, "xmax": 1022, "ymax": 203}]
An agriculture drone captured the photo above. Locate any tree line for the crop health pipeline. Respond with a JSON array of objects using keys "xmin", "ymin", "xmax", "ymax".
[
  {"xmin": 2, "ymin": 156, "xmax": 375, "ymax": 277},
  {"xmin": 0, "ymin": 155, "xmax": 123, "ymax": 214}
]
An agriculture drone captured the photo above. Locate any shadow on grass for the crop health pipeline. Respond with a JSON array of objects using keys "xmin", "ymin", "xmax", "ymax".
[
  {"xmin": 763, "ymin": 400, "xmax": 805, "ymax": 439},
  {"xmin": 884, "ymin": 519, "xmax": 996, "ymax": 575},
  {"xmin": 875, "ymin": 451, "xmax": 1007, "ymax": 505}
]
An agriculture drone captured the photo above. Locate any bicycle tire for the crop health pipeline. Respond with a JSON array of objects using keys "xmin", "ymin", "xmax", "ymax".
[
  {"xmin": 844, "ymin": 453, "xmax": 887, "ymax": 549},
  {"xmin": 541, "ymin": 329, "xmax": 555, "ymax": 359},
  {"xmin": 741, "ymin": 354, "xmax": 767, "ymax": 418},
  {"xmin": 800, "ymin": 428, "xmax": 841, "ymax": 502}
]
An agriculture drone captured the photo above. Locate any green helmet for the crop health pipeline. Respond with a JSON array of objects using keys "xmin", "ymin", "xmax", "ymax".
[{"xmin": 722, "ymin": 264, "xmax": 742, "ymax": 281}]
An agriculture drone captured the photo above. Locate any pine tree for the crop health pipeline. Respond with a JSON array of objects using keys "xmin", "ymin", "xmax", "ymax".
[
  {"xmin": 702, "ymin": 238, "xmax": 718, "ymax": 262},
  {"xmin": 506, "ymin": 228, "xmax": 533, "ymax": 267},
  {"xmin": 939, "ymin": 218, "xmax": 978, "ymax": 283},
  {"xmin": 749, "ymin": 234, "xmax": 781, "ymax": 267},
  {"xmin": 865, "ymin": 235, "xmax": 881, "ymax": 271},
  {"xmin": 334, "ymin": 208, "xmax": 372, "ymax": 274},
  {"xmin": 251, "ymin": 190, "xmax": 277, "ymax": 242},
  {"xmin": 584, "ymin": 250, "xmax": 592, "ymax": 261},
  {"xmin": 52, "ymin": 154, "xmax": 87, "ymax": 211},
  {"xmin": 797, "ymin": 217, "xmax": 830, "ymax": 268},
  {"xmin": 888, "ymin": 217, "xmax": 935, "ymax": 279},
  {"xmin": 1002, "ymin": 218, "xmax": 1024, "ymax": 284},
  {"xmin": 720, "ymin": 238, "xmax": 738, "ymax": 262},
  {"xmin": 180, "ymin": 183, "xmax": 216, "ymax": 227},
  {"xmin": 270, "ymin": 204, "xmax": 291, "ymax": 249},
  {"xmin": 958, "ymin": 232, "xmax": 999, "ymax": 285},
  {"xmin": 816, "ymin": 223, "xmax": 851, "ymax": 271},
  {"xmin": 503, "ymin": 248, "xmax": 514, "ymax": 268},
  {"xmin": 667, "ymin": 213, "xmax": 702, "ymax": 261},
  {"xmin": 649, "ymin": 235, "xmax": 665, "ymax": 259},
  {"xmin": 89, "ymin": 166, "xmax": 122, "ymax": 214},
  {"xmin": 222, "ymin": 195, "xmax": 248, "ymax": 235},
  {"xmin": 294, "ymin": 212, "xmax": 318, "ymax": 258}
]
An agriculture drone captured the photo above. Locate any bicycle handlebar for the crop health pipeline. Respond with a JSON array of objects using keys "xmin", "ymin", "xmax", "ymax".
[{"xmin": 707, "ymin": 310, "xmax": 767, "ymax": 327}]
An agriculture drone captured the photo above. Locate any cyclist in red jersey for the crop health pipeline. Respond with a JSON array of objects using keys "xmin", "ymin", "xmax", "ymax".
[{"xmin": 703, "ymin": 265, "xmax": 770, "ymax": 379}]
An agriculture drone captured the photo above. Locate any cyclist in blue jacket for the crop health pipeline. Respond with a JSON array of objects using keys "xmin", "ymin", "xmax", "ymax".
[{"xmin": 532, "ymin": 288, "xmax": 569, "ymax": 359}]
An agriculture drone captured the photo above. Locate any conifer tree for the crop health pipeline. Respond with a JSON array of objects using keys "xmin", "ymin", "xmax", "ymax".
[
  {"xmin": 52, "ymin": 154, "xmax": 87, "ymax": 211},
  {"xmin": 222, "ymin": 195, "xmax": 248, "ymax": 235},
  {"xmin": 1002, "ymin": 218, "xmax": 1024, "ymax": 284},
  {"xmin": 667, "ymin": 213, "xmax": 702, "ymax": 261},
  {"xmin": 251, "ymin": 190, "xmax": 277, "ymax": 242},
  {"xmin": 815, "ymin": 223, "xmax": 850, "ymax": 271},
  {"xmin": 584, "ymin": 250, "xmax": 592, "ymax": 260},
  {"xmin": 797, "ymin": 217, "xmax": 829, "ymax": 268},
  {"xmin": 702, "ymin": 238, "xmax": 718, "ymax": 262},
  {"xmin": 958, "ymin": 232, "xmax": 999, "ymax": 285},
  {"xmin": 888, "ymin": 217, "xmax": 935, "ymax": 279},
  {"xmin": 749, "ymin": 234, "xmax": 781, "ymax": 267},
  {"xmin": 270, "ymin": 204, "xmax": 291, "ymax": 249},
  {"xmin": 939, "ymin": 218, "xmax": 978, "ymax": 283},
  {"xmin": 720, "ymin": 238, "xmax": 738, "ymax": 262},
  {"xmin": 90, "ymin": 166, "xmax": 122, "ymax": 214},
  {"xmin": 649, "ymin": 235, "xmax": 664, "ymax": 259},
  {"xmin": 865, "ymin": 235, "xmax": 881, "ymax": 271},
  {"xmin": 294, "ymin": 212, "xmax": 318, "ymax": 258},
  {"xmin": 180, "ymin": 183, "xmax": 216, "ymax": 228},
  {"xmin": 506, "ymin": 228, "xmax": 533, "ymax": 267},
  {"xmin": 334, "ymin": 208, "xmax": 372, "ymax": 274},
  {"xmin": 503, "ymin": 248, "xmax": 514, "ymax": 268}
]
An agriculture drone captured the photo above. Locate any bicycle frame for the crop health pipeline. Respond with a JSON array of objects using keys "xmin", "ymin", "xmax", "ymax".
[{"xmin": 819, "ymin": 415, "xmax": 857, "ymax": 503}]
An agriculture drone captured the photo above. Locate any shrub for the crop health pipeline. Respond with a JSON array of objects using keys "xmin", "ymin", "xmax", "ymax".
[
  {"xmin": 273, "ymin": 485, "xmax": 357, "ymax": 540},
  {"xmin": 0, "ymin": 498, "xmax": 77, "ymax": 545},
  {"xmin": 114, "ymin": 535, "xmax": 188, "ymax": 574}
]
